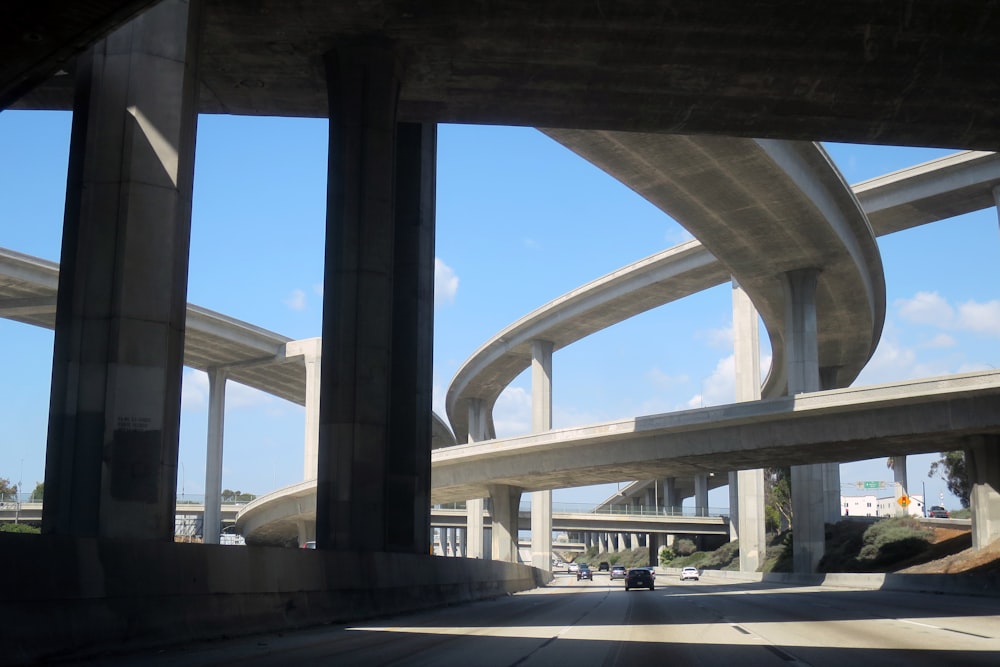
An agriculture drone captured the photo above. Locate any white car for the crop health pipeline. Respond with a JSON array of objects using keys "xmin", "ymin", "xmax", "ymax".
[
  {"xmin": 680, "ymin": 566, "xmax": 700, "ymax": 581},
  {"xmin": 568, "ymin": 562, "xmax": 579, "ymax": 573}
]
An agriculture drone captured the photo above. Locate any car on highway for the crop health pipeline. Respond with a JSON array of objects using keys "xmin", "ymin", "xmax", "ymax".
[
  {"xmin": 598, "ymin": 561, "xmax": 610, "ymax": 572},
  {"xmin": 610, "ymin": 565, "xmax": 626, "ymax": 580},
  {"xmin": 568, "ymin": 562, "xmax": 579, "ymax": 573},
  {"xmin": 577, "ymin": 563, "xmax": 593, "ymax": 581},
  {"xmin": 680, "ymin": 566, "xmax": 700, "ymax": 581},
  {"xmin": 928, "ymin": 505, "xmax": 950, "ymax": 518},
  {"xmin": 624, "ymin": 567, "xmax": 654, "ymax": 591}
]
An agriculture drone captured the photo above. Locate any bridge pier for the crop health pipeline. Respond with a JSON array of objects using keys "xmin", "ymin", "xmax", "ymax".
[
  {"xmin": 530, "ymin": 339, "xmax": 554, "ymax": 571},
  {"xmin": 488, "ymin": 484, "xmax": 522, "ymax": 562},
  {"xmin": 42, "ymin": 0, "xmax": 201, "ymax": 541},
  {"xmin": 967, "ymin": 435, "xmax": 1000, "ymax": 549},
  {"xmin": 785, "ymin": 269, "xmax": 829, "ymax": 574},
  {"xmin": 732, "ymin": 278, "xmax": 767, "ymax": 572},
  {"xmin": 315, "ymin": 38, "xmax": 435, "ymax": 554}
]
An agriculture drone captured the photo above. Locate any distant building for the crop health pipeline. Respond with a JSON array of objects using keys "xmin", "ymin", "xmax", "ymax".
[{"xmin": 841, "ymin": 494, "xmax": 924, "ymax": 518}]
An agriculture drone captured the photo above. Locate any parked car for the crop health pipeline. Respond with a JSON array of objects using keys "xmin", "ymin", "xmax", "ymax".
[
  {"xmin": 928, "ymin": 505, "xmax": 950, "ymax": 518},
  {"xmin": 598, "ymin": 561, "xmax": 610, "ymax": 572},
  {"xmin": 577, "ymin": 563, "xmax": 593, "ymax": 581},
  {"xmin": 680, "ymin": 566, "xmax": 700, "ymax": 581},
  {"xmin": 568, "ymin": 562, "xmax": 579, "ymax": 573},
  {"xmin": 302, "ymin": 541, "xmax": 316, "ymax": 549},
  {"xmin": 610, "ymin": 565, "xmax": 627, "ymax": 580},
  {"xmin": 624, "ymin": 567, "xmax": 654, "ymax": 591}
]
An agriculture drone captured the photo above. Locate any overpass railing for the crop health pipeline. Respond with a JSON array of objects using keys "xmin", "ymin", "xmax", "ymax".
[{"xmin": 434, "ymin": 500, "xmax": 729, "ymax": 519}]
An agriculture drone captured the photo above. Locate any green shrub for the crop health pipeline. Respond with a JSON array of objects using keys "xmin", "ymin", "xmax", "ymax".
[
  {"xmin": 0, "ymin": 523, "xmax": 40, "ymax": 534},
  {"xmin": 673, "ymin": 538, "xmax": 697, "ymax": 557},
  {"xmin": 699, "ymin": 540, "xmax": 740, "ymax": 570},
  {"xmin": 658, "ymin": 547, "xmax": 675, "ymax": 566}
]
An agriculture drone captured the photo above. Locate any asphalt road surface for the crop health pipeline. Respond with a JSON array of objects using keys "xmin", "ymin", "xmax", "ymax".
[{"xmin": 60, "ymin": 573, "xmax": 1000, "ymax": 666}]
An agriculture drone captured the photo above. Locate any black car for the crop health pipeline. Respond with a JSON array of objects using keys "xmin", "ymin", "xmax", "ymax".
[
  {"xmin": 624, "ymin": 567, "xmax": 654, "ymax": 591},
  {"xmin": 598, "ymin": 561, "xmax": 610, "ymax": 572},
  {"xmin": 577, "ymin": 563, "xmax": 593, "ymax": 581},
  {"xmin": 928, "ymin": 505, "xmax": 950, "ymax": 518}
]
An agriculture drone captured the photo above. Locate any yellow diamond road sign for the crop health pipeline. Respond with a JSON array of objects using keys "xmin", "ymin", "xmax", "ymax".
[{"xmin": 898, "ymin": 495, "xmax": 910, "ymax": 507}]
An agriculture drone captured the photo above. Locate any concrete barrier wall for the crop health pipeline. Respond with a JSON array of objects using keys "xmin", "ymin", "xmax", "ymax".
[
  {"xmin": 0, "ymin": 534, "xmax": 550, "ymax": 666},
  {"xmin": 682, "ymin": 567, "xmax": 1000, "ymax": 597}
]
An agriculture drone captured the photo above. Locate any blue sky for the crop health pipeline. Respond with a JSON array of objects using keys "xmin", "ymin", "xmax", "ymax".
[{"xmin": 2, "ymin": 110, "xmax": 998, "ymax": 513}]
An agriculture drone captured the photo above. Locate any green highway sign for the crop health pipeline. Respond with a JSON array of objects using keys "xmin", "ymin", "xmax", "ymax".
[{"xmin": 858, "ymin": 481, "xmax": 886, "ymax": 489}]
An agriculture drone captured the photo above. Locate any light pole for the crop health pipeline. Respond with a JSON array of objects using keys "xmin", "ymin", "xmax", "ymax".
[{"xmin": 14, "ymin": 458, "xmax": 22, "ymax": 524}]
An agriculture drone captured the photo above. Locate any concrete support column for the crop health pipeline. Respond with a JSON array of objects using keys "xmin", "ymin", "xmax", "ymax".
[
  {"xmin": 732, "ymin": 278, "xmax": 766, "ymax": 572},
  {"xmin": 631, "ymin": 533, "xmax": 641, "ymax": 549},
  {"xmin": 784, "ymin": 269, "xmax": 827, "ymax": 573},
  {"xmin": 456, "ymin": 527, "xmax": 466, "ymax": 558},
  {"xmin": 617, "ymin": 532, "xmax": 627, "ymax": 553},
  {"xmin": 285, "ymin": 338, "xmax": 322, "ymax": 480},
  {"xmin": 42, "ymin": 0, "xmax": 201, "ymax": 540},
  {"xmin": 466, "ymin": 498, "xmax": 484, "ymax": 558},
  {"xmin": 694, "ymin": 474, "xmax": 709, "ymax": 516},
  {"xmin": 465, "ymin": 399, "xmax": 487, "ymax": 558},
  {"xmin": 892, "ymin": 456, "xmax": 910, "ymax": 517},
  {"xmin": 966, "ymin": 435, "xmax": 1000, "ymax": 549},
  {"xmin": 316, "ymin": 40, "xmax": 435, "ymax": 554},
  {"xmin": 488, "ymin": 484, "xmax": 522, "ymax": 562},
  {"xmin": 203, "ymin": 368, "xmax": 227, "ymax": 545},
  {"xmin": 599, "ymin": 532, "xmax": 608, "ymax": 552},
  {"xmin": 664, "ymin": 478, "xmax": 680, "ymax": 513},
  {"xmin": 530, "ymin": 339, "xmax": 553, "ymax": 571}
]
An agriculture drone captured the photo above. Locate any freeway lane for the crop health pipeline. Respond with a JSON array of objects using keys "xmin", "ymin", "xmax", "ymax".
[{"xmin": 61, "ymin": 576, "xmax": 1000, "ymax": 666}]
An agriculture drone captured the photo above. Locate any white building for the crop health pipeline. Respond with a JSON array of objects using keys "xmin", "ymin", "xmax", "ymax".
[{"xmin": 841, "ymin": 494, "xmax": 924, "ymax": 518}]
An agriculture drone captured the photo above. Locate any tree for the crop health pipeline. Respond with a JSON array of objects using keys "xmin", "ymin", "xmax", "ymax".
[
  {"xmin": 928, "ymin": 451, "xmax": 970, "ymax": 508},
  {"xmin": 764, "ymin": 467, "xmax": 793, "ymax": 532},
  {"xmin": 221, "ymin": 489, "xmax": 257, "ymax": 503},
  {"xmin": 30, "ymin": 482, "xmax": 44, "ymax": 502},
  {"xmin": 0, "ymin": 477, "xmax": 18, "ymax": 501}
]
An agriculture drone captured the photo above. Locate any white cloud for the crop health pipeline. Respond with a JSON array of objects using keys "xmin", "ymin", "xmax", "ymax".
[
  {"xmin": 702, "ymin": 323, "xmax": 734, "ymax": 349},
  {"xmin": 896, "ymin": 291, "xmax": 954, "ymax": 327},
  {"xmin": 956, "ymin": 300, "xmax": 1000, "ymax": 336},
  {"xmin": 284, "ymin": 288, "xmax": 307, "ymax": 311},
  {"xmin": 922, "ymin": 333, "xmax": 956, "ymax": 349},
  {"xmin": 645, "ymin": 367, "xmax": 689, "ymax": 390},
  {"xmin": 180, "ymin": 369, "xmax": 283, "ymax": 412},
  {"xmin": 896, "ymin": 291, "xmax": 1000, "ymax": 338},
  {"xmin": 435, "ymin": 257, "xmax": 459, "ymax": 307},
  {"xmin": 493, "ymin": 386, "xmax": 531, "ymax": 437},
  {"xmin": 181, "ymin": 369, "xmax": 208, "ymax": 410},
  {"xmin": 685, "ymin": 355, "xmax": 735, "ymax": 408}
]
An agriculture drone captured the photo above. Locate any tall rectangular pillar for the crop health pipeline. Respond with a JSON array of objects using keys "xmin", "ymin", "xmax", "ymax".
[
  {"xmin": 785, "ymin": 269, "xmax": 827, "ymax": 573},
  {"xmin": 732, "ymin": 278, "xmax": 766, "ymax": 572},
  {"xmin": 967, "ymin": 435, "xmax": 1000, "ymax": 549},
  {"xmin": 530, "ymin": 339, "xmax": 553, "ymax": 571},
  {"xmin": 42, "ymin": 0, "xmax": 201, "ymax": 541},
  {"xmin": 489, "ymin": 484, "xmax": 522, "ymax": 563},
  {"xmin": 316, "ymin": 39, "xmax": 434, "ymax": 554}
]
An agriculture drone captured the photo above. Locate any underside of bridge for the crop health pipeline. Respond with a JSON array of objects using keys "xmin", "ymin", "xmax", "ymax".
[
  {"xmin": 5, "ymin": 1, "xmax": 1000, "ymax": 149},
  {"xmin": 4, "ymin": 1, "xmax": 1000, "ymax": 664}
]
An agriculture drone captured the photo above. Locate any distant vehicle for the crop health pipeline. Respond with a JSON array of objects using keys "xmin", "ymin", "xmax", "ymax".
[
  {"xmin": 624, "ymin": 567, "xmax": 654, "ymax": 591},
  {"xmin": 610, "ymin": 565, "xmax": 626, "ymax": 580},
  {"xmin": 598, "ymin": 561, "xmax": 610, "ymax": 572},
  {"xmin": 568, "ymin": 562, "xmax": 579, "ymax": 573},
  {"xmin": 302, "ymin": 541, "xmax": 316, "ymax": 549},
  {"xmin": 928, "ymin": 505, "xmax": 950, "ymax": 518},
  {"xmin": 680, "ymin": 566, "xmax": 700, "ymax": 581},
  {"xmin": 577, "ymin": 563, "xmax": 593, "ymax": 581}
]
